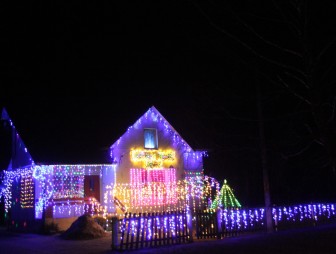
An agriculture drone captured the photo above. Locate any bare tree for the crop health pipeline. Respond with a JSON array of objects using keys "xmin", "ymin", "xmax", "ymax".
[
  {"xmin": 191, "ymin": 0, "xmax": 336, "ymax": 171},
  {"xmin": 190, "ymin": 0, "xmax": 336, "ymax": 232}
]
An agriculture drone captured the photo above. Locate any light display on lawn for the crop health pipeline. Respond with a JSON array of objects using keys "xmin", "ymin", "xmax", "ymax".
[{"xmin": 211, "ymin": 179, "xmax": 241, "ymax": 209}]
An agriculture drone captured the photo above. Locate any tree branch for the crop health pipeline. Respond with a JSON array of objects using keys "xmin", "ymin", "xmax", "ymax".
[
  {"xmin": 207, "ymin": 1, "xmax": 302, "ymax": 58},
  {"xmin": 277, "ymin": 75, "xmax": 312, "ymax": 105},
  {"xmin": 190, "ymin": 1, "xmax": 307, "ymax": 77},
  {"xmin": 272, "ymin": 0, "xmax": 302, "ymax": 37},
  {"xmin": 215, "ymin": 107, "xmax": 258, "ymax": 122},
  {"xmin": 319, "ymin": 59, "xmax": 336, "ymax": 84},
  {"xmin": 314, "ymin": 138, "xmax": 325, "ymax": 147},
  {"xmin": 317, "ymin": 34, "xmax": 336, "ymax": 62},
  {"xmin": 283, "ymin": 140, "xmax": 314, "ymax": 159},
  {"xmin": 284, "ymin": 71, "xmax": 309, "ymax": 89},
  {"xmin": 328, "ymin": 96, "xmax": 336, "ymax": 122},
  {"xmin": 217, "ymin": 1, "xmax": 303, "ymax": 58}
]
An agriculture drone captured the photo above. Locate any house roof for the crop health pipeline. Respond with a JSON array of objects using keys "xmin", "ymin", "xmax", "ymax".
[
  {"xmin": 1, "ymin": 108, "xmax": 35, "ymax": 170},
  {"xmin": 110, "ymin": 106, "xmax": 194, "ymax": 153}
]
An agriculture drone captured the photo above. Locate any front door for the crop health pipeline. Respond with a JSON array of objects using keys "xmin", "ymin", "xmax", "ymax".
[{"xmin": 84, "ymin": 175, "xmax": 100, "ymax": 202}]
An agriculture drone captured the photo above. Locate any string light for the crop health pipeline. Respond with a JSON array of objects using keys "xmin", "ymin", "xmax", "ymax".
[
  {"xmin": 1, "ymin": 107, "xmax": 213, "ymax": 221},
  {"xmin": 1, "ymin": 164, "xmax": 114, "ymax": 219},
  {"xmin": 2, "ymin": 167, "xmax": 34, "ymax": 212},
  {"xmin": 211, "ymin": 179, "xmax": 241, "ymax": 209},
  {"xmin": 20, "ymin": 172, "xmax": 34, "ymax": 208},
  {"xmin": 119, "ymin": 211, "xmax": 188, "ymax": 243},
  {"xmin": 110, "ymin": 107, "xmax": 196, "ymax": 160},
  {"xmin": 110, "ymin": 173, "xmax": 220, "ymax": 215},
  {"xmin": 2, "ymin": 166, "xmax": 220, "ymax": 219},
  {"xmin": 130, "ymin": 149, "xmax": 175, "ymax": 168},
  {"xmin": 218, "ymin": 203, "xmax": 336, "ymax": 232}
]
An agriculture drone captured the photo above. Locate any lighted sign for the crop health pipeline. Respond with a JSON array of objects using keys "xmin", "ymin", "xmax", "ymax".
[{"xmin": 130, "ymin": 149, "xmax": 175, "ymax": 168}]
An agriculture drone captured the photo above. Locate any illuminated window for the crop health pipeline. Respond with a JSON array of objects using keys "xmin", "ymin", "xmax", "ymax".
[{"xmin": 144, "ymin": 128, "xmax": 158, "ymax": 149}]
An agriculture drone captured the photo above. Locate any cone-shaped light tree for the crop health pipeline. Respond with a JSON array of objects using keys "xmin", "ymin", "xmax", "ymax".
[{"xmin": 211, "ymin": 179, "xmax": 241, "ymax": 209}]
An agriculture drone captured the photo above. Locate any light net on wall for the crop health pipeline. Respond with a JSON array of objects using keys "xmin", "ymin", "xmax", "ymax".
[
  {"xmin": 109, "ymin": 171, "xmax": 220, "ymax": 214},
  {"xmin": 52, "ymin": 165, "xmax": 84, "ymax": 199},
  {"xmin": 20, "ymin": 171, "xmax": 34, "ymax": 208}
]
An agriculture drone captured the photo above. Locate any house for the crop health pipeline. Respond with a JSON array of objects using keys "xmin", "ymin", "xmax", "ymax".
[
  {"xmin": 107, "ymin": 106, "xmax": 206, "ymax": 214},
  {"xmin": 0, "ymin": 106, "xmax": 210, "ymax": 231}
]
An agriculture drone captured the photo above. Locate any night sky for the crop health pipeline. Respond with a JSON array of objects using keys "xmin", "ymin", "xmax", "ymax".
[{"xmin": 1, "ymin": 1, "xmax": 336, "ymax": 207}]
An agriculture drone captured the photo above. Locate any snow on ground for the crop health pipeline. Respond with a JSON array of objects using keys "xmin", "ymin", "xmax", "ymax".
[{"xmin": 1, "ymin": 222, "xmax": 336, "ymax": 254}]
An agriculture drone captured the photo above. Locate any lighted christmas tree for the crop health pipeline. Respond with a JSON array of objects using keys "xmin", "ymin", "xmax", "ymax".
[{"xmin": 211, "ymin": 179, "xmax": 241, "ymax": 209}]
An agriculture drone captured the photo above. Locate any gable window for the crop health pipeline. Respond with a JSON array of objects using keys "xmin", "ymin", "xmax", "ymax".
[{"xmin": 144, "ymin": 128, "xmax": 158, "ymax": 149}]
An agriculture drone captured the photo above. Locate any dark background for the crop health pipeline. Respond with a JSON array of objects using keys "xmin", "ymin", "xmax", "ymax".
[{"xmin": 1, "ymin": 1, "xmax": 336, "ymax": 207}]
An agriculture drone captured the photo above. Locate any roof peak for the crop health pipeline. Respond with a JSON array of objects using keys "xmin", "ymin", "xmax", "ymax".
[
  {"xmin": 0, "ymin": 107, "xmax": 35, "ymax": 169},
  {"xmin": 110, "ymin": 106, "xmax": 193, "ymax": 153},
  {"xmin": 1, "ymin": 107, "xmax": 10, "ymax": 121}
]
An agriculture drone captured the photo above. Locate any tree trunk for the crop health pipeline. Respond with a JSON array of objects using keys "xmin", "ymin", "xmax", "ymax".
[{"xmin": 256, "ymin": 80, "xmax": 273, "ymax": 233}]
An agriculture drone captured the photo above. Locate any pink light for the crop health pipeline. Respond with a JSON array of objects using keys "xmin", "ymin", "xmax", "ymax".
[{"xmin": 129, "ymin": 168, "xmax": 177, "ymax": 207}]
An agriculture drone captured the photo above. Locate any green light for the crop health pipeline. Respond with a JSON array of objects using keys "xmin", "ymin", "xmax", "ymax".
[{"xmin": 211, "ymin": 179, "xmax": 241, "ymax": 209}]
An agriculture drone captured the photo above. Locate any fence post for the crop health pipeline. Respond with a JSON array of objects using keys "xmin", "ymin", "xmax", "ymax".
[
  {"xmin": 311, "ymin": 204, "xmax": 316, "ymax": 227},
  {"xmin": 216, "ymin": 209, "xmax": 222, "ymax": 239},
  {"xmin": 273, "ymin": 207, "xmax": 278, "ymax": 232},
  {"xmin": 111, "ymin": 216, "xmax": 120, "ymax": 250},
  {"xmin": 187, "ymin": 209, "xmax": 193, "ymax": 243}
]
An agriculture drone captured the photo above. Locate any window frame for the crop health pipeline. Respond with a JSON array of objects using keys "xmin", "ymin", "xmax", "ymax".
[{"xmin": 144, "ymin": 128, "xmax": 158, "ymax": 149}]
